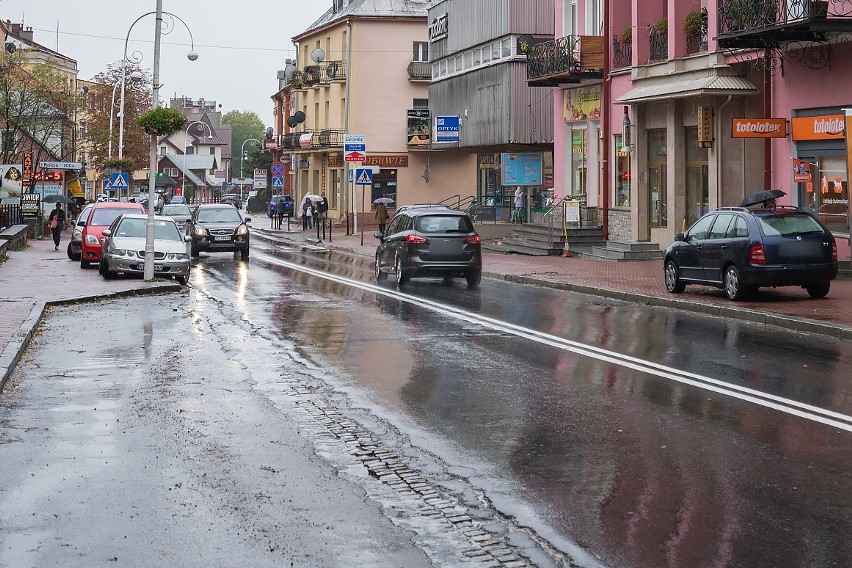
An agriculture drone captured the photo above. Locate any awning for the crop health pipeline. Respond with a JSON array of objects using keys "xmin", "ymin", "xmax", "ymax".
[{"xmin": 614, "ymin": 75, "xmax": 758, "ymax": 104}]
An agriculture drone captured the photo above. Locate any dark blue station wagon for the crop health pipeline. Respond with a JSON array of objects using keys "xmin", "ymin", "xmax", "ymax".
[{"xmin": 663, "ymin": 206, "xmax": 838, "ymax": 300}]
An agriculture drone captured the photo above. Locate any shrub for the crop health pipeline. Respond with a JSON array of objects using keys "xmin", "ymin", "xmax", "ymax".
[
  {"xmin": 136, "ymin": 107, "xmax": 187, "ymax": 136},
  {"xmin": 653, "ymin": 17, "xmax": 668, "ymax": 34},
  {"xmin": 618, "ymin": 26, "xmax": 632, "ymax": 45},
  {"xmin": 683, "ymin": 9, "xmax": 706, "ymax": 36}
]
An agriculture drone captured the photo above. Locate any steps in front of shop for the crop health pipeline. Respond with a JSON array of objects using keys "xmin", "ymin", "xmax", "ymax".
[
  {"xmin": 483, "ymin": 224, "xmax": 603, "ymax": 256},
  {"xmin": 583, "ymin": 241, "xmax": 665, "ymax": 261}
]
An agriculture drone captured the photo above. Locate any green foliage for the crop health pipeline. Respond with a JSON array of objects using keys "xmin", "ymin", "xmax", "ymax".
[
  {"xmin": 618, "ymin": 26, "xmax": 632, "ymax": 45},
  {"xmin": 683, "ymin": 10, "xmax": 706, "ymax": 36},
  {"xmin": 104, "ymin": 158, "xmax": 133, "ymax": 171},
  {"xmin": 136, "ymin": 107, "xmax": 187, "ymax": 136},
  {"xmin": 653, "ymin": 17, "xmax": 668, "ymax": 33},
  {"xmin": 223, "ymin": 110, "xmax": 266, "ymax": 180}
]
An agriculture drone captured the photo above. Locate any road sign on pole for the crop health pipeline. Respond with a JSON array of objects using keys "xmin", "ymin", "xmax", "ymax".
[
  {"xmin": 354, "ymin": 168, "xmax": 373, "ymax": 186},
  {"xmin": 271, "ymin": 177, "xmax": 285, "ymax": 189},
  {"xmin": 270, "ymin": 162, "xmax": 285, "ymax": 177},
  {"xmin": 109, "ymin": 172, "xmax": 129, "ymax": 191},
  {"xmin": 344, "ymin": 134, "xmax": 367, "ymax": 162}
]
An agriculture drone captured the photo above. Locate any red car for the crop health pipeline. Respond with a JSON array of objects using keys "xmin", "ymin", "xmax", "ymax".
[{"xmin": 79, "ymin": 202, "xmax": 145, "ymax": 268}]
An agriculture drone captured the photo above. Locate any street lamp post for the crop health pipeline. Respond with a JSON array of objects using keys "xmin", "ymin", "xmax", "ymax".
[
  {"xmin": 107, "ymin": 71, "xmax": 143, "ymax": 160},
  {"xmin": 240, "ymin": 138, "xmax": 260, "ymax": 202},
  {"xmin": 181, "ymin": 121, "xmax": 213, "ymax": 202}
]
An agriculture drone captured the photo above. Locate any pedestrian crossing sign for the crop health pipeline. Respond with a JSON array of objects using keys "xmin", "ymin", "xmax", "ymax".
[
  {"xmin": 355, "ymin": 168, "xmax": 373, "ymax": 186},
  {"xmin": 109, "ymin": 172, "xmax": 129, "ymax": 191},
  {"xmin": 271, "ymin": 176, "xmax": 285, "ymax": 189}
]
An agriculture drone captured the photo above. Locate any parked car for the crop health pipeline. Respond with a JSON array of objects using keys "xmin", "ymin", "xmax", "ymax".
[
  {"xmin": 374, "ymin": 208, "xmax": 482, "ymax": 288},
  {"xmin": 161, "ymin": 203, "xmax": 192, "ymax": 226},
  {"xmin": 267, "ymin": 195, "xmax": 294, "ymax": 217},
  {"xmin": 79, "ymin": 201, "xmax": 146, "ymax": 268},
  {"xmin": 186, "ymin": 203, "xmax": 251, "ymax": 259},
  {"xmin": 66, "ymin": 203, "xmax": 94, "ymax": 261},
  {"xmin": 99, "ymin": 214, "xmax": 190, "ymax": 285},
  {"xmin": 663, "ymin": 206, "xmax": 838, "ymax": 300}
]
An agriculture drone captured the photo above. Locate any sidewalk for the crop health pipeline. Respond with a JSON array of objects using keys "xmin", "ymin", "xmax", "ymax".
[
  {"xmin": 260, "ymin": 221, "xmax": 852, "ymax": 340},
  {"xmin": 2, "ymin": 223, "xmax": 850, "ymax": 390},
  {"xmin": 0, "ymin": 231, "xmax": 179, "ymax": 390}
]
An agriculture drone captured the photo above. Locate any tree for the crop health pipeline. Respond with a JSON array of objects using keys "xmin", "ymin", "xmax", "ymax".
[
  {"xmin": 0, "ymin": 49, "xmax": 80, "ymax": 169},
  {"xmin": 222, "ymin": 110, "xmax": 267, "ymax": 180},
  {"xmin": 84, "ymin": 62, "xmax": 152, "ymax": 172}
]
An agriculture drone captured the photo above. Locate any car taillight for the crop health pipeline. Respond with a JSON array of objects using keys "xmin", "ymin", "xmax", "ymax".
[
  {"xmin": 405, "ymin": 234, "xmax": 427, "ymax": 244},
  {"xmin": 831, "ymin": 242, "xmax": 837, "ymax": 262},
  {"xmin": 466, "ymin": 234, "xmax": 481, "ymax": 245},
  {"xmin": 749, "ymin": 244, "xmax": 766, "ymax": 265}
]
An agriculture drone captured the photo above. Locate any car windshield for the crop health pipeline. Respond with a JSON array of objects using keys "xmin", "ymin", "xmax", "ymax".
[
  {"xmin": 197, "ymin": 207, "xmax": 242, "ymax": 223},
  {"xmin": 757, "ymin": 213, "xmax": 826, "ymax": 236},
  {"xmin": 415, "ymin": 215, "xmax": 473, "ymax": 233},
  {"xmin": 90, "ymin": 208, "xmax": 142, "ymax": 226},
  {"xmin": 162, "ymin": 204, "xmax": 191, "ymax": 216},
  {"xmin": 115, "ymin": 218, "xmax": 182, "ymax": 241}
]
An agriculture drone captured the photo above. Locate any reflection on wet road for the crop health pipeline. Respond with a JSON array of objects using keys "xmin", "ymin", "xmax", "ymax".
[{"xmin": 192, "ymin": 238, "xmax": 852, "ymax": 568}]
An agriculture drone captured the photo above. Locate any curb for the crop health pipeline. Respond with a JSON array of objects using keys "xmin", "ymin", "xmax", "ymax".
[
  {"xmin": 256, "ymin": 230, "xmax": 852, "ymax": 341},
  {"xmin": 0, "ymin": 284, "xmax": 182, "ymax": 393}
]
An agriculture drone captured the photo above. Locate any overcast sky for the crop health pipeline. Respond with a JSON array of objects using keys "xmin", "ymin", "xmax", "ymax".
[{"xmin": 1, "ymin": 0, "xmax": 324, "ymax": 124}]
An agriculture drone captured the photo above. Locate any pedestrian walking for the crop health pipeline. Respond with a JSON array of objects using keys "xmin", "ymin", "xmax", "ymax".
[
  {"xmin": 301, "ymin": 197, "xmax": 313, "ymax": 230},
  {"xmin": 375, "ymin": 202, "xmax": 389, "ymax": 233},
  {"xmin": 48, "ymin": 203, "xmax": 67, "ymax": 251},
  {"xmin": 316, "ymin": 193, "xmax": 329, "ymax": 226},
  {"xmin": 269, "ymin": 198, "xmax": 278, "ymax": 228},
  {"xmin": 512, "ymin": 188, "xmax": 525, "ymax": 224},
  {"xmin": 276, "ymin": 198, "xmax": 286, "ymax": 229}
]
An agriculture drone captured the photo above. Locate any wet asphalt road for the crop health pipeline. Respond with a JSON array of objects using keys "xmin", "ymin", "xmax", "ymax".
[{"xmin": 2, "ymin": 234, "xmax": 851, "ymax": 567}]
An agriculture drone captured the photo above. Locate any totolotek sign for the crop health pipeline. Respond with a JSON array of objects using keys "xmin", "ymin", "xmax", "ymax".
[
  {"xmin": 429, "ymin": 13, "xmax": 448, "ymax": 42},
  {"xmin": 791, "ymin": 114, "xmax": 845, "ymax": 140},
  {"xmin": 731, "ymin": 118, "xmax": 787, "ymax": 138}
]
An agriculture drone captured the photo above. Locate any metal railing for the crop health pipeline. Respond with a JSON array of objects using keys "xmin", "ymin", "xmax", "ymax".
[
  {"xmin": 612, "ymin": 38, "xmax": 632, "ymax": 69},
  {"xmin": 649, "ymin": 29, "xmax": 668, "ymax": 61},
  {"xmin": 718, "ymin": 0, "xmax": 836, "ymax": 35},
  {"xmin": 407, "ymin": 61, "xmax": 431, "ymax": 81}
]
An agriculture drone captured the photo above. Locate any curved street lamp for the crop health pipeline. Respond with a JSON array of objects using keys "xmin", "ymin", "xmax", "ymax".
[
  {"xmin": 240, "ymin": 138, "xmax": 261, "ymax": 201},
  {"xmin": 181, "ymin": 121, "xmax": 213, "ymax": 201},
  {"xmin": 107, "ymin": 70, "xmax": 143, "ymax": 160}
]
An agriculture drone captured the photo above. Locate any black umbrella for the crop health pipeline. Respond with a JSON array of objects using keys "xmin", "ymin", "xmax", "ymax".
[
  {"xmin": 41, "ymin": 194, "xmax": 74, "ymax": 204},
  {"xmin": 739, "ymin": 189, "xmax": 785, "ymax": 208}
]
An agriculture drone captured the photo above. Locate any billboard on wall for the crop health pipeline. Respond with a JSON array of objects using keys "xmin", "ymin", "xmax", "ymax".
[
  {"xmin": 0, "ymin": 164, "xmax": 24, "ymax": 197},
  {"xmin": 501, "ymin": 153, "xmax": 542, "ymax": 186},
  {"xmin": 564, "ymin": 87, "xmax": 601, "ymax": 122},
  {"xmin": 407, "ymin": 109, "xmax": 430, "ymax": 146}
]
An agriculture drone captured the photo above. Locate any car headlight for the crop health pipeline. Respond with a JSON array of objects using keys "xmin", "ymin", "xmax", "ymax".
[
  {"xmin": 109, "ymin": 248, "xmax": 127, "ymax": 257},
  {"xmin": 166, "ymin": 253, "xmax": 188, "ymax": 260},
  {"xmin": 85, "ymin": 234, "xmax": 100, "ymax": 245},
  {"xmin": 193, "ymin": 227, "xmax": 208, "ymax": 237},
  {"xmin": 235, "ymin": 224, "xmax": 249, "ymax": 236},
  {"xmin": 73, "ymin": 229, "xmax": 83, "ymax": 240}
]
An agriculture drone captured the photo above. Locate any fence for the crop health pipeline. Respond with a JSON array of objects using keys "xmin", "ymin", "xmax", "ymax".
[{"xmin": 0, "ymin": 203, "xmax": 23, "ymax": 230}]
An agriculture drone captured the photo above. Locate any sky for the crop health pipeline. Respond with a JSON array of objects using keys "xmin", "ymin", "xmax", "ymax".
[{"xmin": 1, "ymin": 0, "xmax": 325, "ymax": 125}]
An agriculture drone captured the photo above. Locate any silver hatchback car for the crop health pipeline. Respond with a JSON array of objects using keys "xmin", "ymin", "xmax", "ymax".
[{"xmin": 99, "ymin": 214, "xmax": 191, "ymax": 285}]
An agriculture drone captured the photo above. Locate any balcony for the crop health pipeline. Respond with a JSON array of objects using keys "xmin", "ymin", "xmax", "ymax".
[
  {"xmin": 407, "ymin": 60, "xmax": 431, "ymax": 82},
  {"xmin": 527, "ymin": 35, "xmax": 605, "ymax": 87},
  {"xmin": 717, "ymin": 0, "xmax": 852, "ymax": 49},
  {"xmin": 281, "ymin": 129, "xmax": 345, "ymax": 151},
  {"xmin": 612, "ymin": 38, "xmax": 632, "ymax": 69},
  {"xmin": 649, "ymin": 29, "xmax": 668, "ymax": 61}
]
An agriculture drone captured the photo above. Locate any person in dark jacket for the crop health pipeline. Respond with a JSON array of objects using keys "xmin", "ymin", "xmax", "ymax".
[{"xmin": 48, "ymin": 203, "xmax": 67, "ymax": 251}]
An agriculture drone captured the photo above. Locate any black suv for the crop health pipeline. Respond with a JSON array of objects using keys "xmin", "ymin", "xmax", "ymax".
[
  {"xmin": 186, "ymin": 204, "xmax": 251, "ymax": 259},
  {"xmin": 664, "ymin": 206, "xmax": 838, "ymax": 300},
  {"xmin": 375, "ymin": 209, "xmax": 482, "ymax": 288}
]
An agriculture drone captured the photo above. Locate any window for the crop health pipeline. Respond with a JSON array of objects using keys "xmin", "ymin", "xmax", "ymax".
[
  {"xmin": 413, "ymin": 98, "xmax": 428, "ymax": 109},
  {"xmin": 454, "ymin": 54, "xmax": 463, "ymax": 71},
  {"xmin": 726, "ymin": 216, "xmax": 748, "ymax": 238},
  {"xmin": 501, "ymin": 38, "xmax": 511, "ymax": 58},
  {"xmin": 614, "ymin": 134, "xmax": 631, "ymax": 207},
  {"xmin": 464, "ymin": 52, "xmax": 473, "ymax": 68},
  {"xmin": 209, "ymin": 147, "xmax": 215, "ymax": 155},
  {"xmin": 170, "ymin": 167, "xmax": 178, "ymax": 177},
  {"xmin": 78, "ymin": 122, "xmax": 86, "ymax": 139},
  {"xmin": 413, "ymin": 42, "xmax": 428, "ymax": 62},
  {"xmin": 473, "ymin": 49, "xmax": 481, "ymax": 66},
  {"xmin": 687, "ymin": 214, "xmax": 714, "ymax": 240},
  {"xmin": 159, "ymin": 146, "xmax": 167, "ymax": 156},
  {"xmin": 588, "ymin": 0, "xmax": 601, "ymax": 35},
  {"xmin": 708, "ymin": 214, "xmax": 734, "ymax": 239}
]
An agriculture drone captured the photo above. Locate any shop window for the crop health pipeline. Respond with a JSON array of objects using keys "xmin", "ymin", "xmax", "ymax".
[
  {"xmin": 614, "ymin": 134, "xmax": 631, "ymax": 207},
  {"xmin": 648, "ymin": 129, "xmax": 667, "ymax": 227},
  {"xmin": 571, "ymin": 129, "xmax": 587, "ymax": 197},
  {"xmin": 817, "ymin": 156, "xmax": 849, "ymax": 235},
  {"xmin": 685, "ymin": 127, "xmax": 708, "ymax": 227}
]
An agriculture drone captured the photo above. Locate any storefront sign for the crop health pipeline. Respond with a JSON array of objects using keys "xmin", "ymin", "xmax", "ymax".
[
  {"xmin": 732, "ymin": 118, "xmax": 787, "ymax": 138},
  {"xmin": 22, "ymin": 152, "xmax": 33, "ymax": 187},
  {"xmin": 20, "ymin": 192, "xmax": 40, "ymax": 218},
  {"xmin": 791, "ymin": 114, "xmax": 845, "ymax": 140},
  {"xmin": 363, "ymin": 155, "xmax": 408, "ymax": 168},
  {"xmin": 564, "ymin": 87, "xmax": 601, "ymax": 122},
  {"xmin": 328, "ymin": 154, "xmax": 343, "ymax": 167},
  {"xmin": 429, "ymin": 13, "xmax": 448, "ymax": 42},
  {"xmin": 478, "ymin": 154, "xmax": 499, "ymax": 168},
  {"xmin": 501, "ymin": 153, "xmax": 542, "ymax": 186}
]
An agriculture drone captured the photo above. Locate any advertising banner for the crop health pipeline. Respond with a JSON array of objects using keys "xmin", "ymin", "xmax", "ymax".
[
  {"xmin": 564, "ymin": 87, "xmax": 601, "ymax": 122},
  {"xmin": 434, "ymin": 116, "xmax": 459, "ymax": 143},
  {"xmin": 501, "ymin": 153, "xmax": 542, "ymax": 186},
  {"xmin": 732, "ymin": 118, "xmax": 787, "ymax": 138},
  {"xmin": 792, "ymin": 158, "xmax": 813, "ymax": 183},
  {"xmin": 0, "ymin": 164, "xmax": 24, "ymax": 197},
  {"xmin": 407, "ymin": 109, "xmax": 430, "ymax": 147}
]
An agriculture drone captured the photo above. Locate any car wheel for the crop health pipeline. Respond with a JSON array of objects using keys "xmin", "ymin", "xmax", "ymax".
[
  {"xmin": 375, "ymin": 254, "xmax": 387, "ymax": 282},
  {"xmin": 806, "ymin": 281, "xmax": 830, "ymax": 298},
  {"xmin": 240, "ymin": 247, "xmax": 249, "ymax": 260},
  {"xmin": 98, "ymin": 260, "xmax": 114, "ymax": 280},
  {"xmin": 466, "ymin": 270, "xmax": 481, "ymax": 289},
  {"xmin": 66, "ymin": 242, "xmax": 79, "ymax": 261},
  {"xmin": 80, "ymin": 258, "xmax": 90, "ymax": 269},
  {"xmin": 190, "ymin": 245, "xmax": 199, "ymax": 257},
  {"xmin": 664, "ymin": 260, "xmax": 686, "ymax": 293},
  {"xmin": 176, "ymin": 275, "xmax": 187, "ymax": 286},
  {"xmin": 395, "ymin": 255, "xmax": 409, "ymax": 286},
  {"xmin": 723, "ymin": 264, "xmax": 750, "ymax": 301}
]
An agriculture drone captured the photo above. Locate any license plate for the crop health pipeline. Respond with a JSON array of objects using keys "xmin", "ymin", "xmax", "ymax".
[
  {"xmin": 153, "ymin": 264, "xmax": 163, "ymax": 271},
  {"xmin": 214, "ymin": 236, "xmax": 231, "ymax": 242}
]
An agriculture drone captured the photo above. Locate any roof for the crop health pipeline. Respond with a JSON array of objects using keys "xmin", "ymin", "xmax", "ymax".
[
  {"xmin": 614, "ymin": 74, "xmax": 758, "ymax": 104},
  {"xmin": 296, "ymin": 0, "xmax": 429, "ymax": 38}
]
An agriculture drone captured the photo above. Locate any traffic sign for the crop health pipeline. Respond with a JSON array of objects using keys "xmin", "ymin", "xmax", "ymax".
[
  {"xmin": 355, "ymin": 168, "xmax": 373, "ymax": 186},
  {"xmin": 271, "ymin": 177, "xmax": 285, "ymax": 189},
  {"xmin": 270, "ymin": 162, "xmax": 285, "ymax": 176},
  {"xmin": 109, "ymin": 172, "xmax": 129, "ymax": 191},
  {"xmin": 344, "ymin": 134, "xmax": 367, "ymax": 162},
  {"xmin": 38, "ymin": 161, "xmax": 83, "ymax": 170}
]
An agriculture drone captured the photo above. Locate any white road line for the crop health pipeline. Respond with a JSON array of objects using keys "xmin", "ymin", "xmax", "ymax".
[{"xmin": 260, "ymin": 253, "xmax": 852, "ymax": 433}]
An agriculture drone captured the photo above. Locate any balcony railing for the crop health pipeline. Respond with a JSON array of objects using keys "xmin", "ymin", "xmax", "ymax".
[
  {"xmin": 717, "ymin": 0, "xmax": 852, "ymax": 49},
  {"xmin": 649, "ymin": 29, "xmax": 668, "ymax": 61},
  {"xmin": 281, "ymin": 129, "xmax": 345, "ymax": 151},
  {"xmin": 407, "ymin": 60, "xmax": 431, "ymax": 81},
  {"xmin": 287, "ymin": 61, "xmax": 347, "ymax": 89},
  {"xmin": 527, "ymin": 35, "xmax": 605, "ymax": 87},
  {"xmin": 612, "ymin": 38, "xmax": 632, "ymax": 69}
]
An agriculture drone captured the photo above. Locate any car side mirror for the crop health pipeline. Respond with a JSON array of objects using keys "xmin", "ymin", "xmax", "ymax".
[
  {"xmin": 374, "ymin": 231, "xmax": 384, "ymax": 241},
  {"xmin": 102, "ymin": 229, "xmax": 112, "ymax": 237},
  {"xmin": 244, "ymin": 217, "xmax": 251, "ymax": 223},
  {"xmin": 184, "ymin": 235, "xmax": 192, "ymax": 242},
  {"xmin": 674, "ymin": 233, "xmax": 686, "ymax": 242}
]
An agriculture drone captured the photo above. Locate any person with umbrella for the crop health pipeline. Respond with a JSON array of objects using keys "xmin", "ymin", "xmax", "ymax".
[
  {"xmin": 301, "ymin": 196, "xmax": 314, "ymax": 230},
  {"xmin": 374, "ymin": 198, "xmax": 390, "ymax": 233},
  {"xmin": 47, "ymin": 203, "xmax": 67, "ymax": 251}
]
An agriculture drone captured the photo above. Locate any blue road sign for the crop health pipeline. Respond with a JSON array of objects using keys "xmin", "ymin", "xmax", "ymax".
[
  {"xmin": 270, "ymin": 162, "xmax": 285, "ymax": 176},
  {"xmin": 355, "ymin": 168, "xmax": 373, "ymax": 186},
  {"xmin": 109, "ymin": 172, "xmax": 129, "ymax": 191},
  {"xmin": 271, "ymin": 176, "xmax": 285, "ymax": 189}
]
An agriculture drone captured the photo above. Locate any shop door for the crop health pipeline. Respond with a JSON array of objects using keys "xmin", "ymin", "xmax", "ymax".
[{"xmin": 648, "ymin": 164, "xmax": 667, "ymax": 228}]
